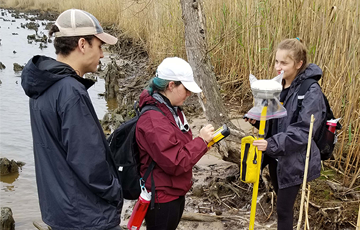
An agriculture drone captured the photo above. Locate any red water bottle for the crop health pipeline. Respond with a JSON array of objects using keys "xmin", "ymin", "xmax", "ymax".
[
  {"xmin": 127, "ymin": 187, "xmax": 151, "ymax": 230},
  {"xmin": 326, "ymin": 120, "xmax": 337, "ymax": 134}
]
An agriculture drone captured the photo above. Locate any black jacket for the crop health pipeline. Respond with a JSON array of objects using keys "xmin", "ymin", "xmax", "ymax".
[
  {"xmin": 21, "ymin": 55, "xmax": 122, "ymax": 230},
  {"xmin": 265, "ymin": 64, "xmax": 326, "ymax": 189}
]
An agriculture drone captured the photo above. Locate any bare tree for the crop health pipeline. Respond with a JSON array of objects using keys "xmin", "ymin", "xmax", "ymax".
[{"xmin": 180, "ymin": 0, "xmax": 245, "ymax": 164}]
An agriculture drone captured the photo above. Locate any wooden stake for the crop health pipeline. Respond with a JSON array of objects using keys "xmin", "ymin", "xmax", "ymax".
[
  {"xmin": 356, "ymin": 201, "xmax": 360, "ymax": 230},
  {"xmin": 297, "ymin": 114, "xmax": 315, "ymax": 230},
  {"xmin": 304, "ymin": 185, "xmax": 311, "ymax": 230}
]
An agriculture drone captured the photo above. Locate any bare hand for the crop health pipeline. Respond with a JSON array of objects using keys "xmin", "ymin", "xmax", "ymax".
[
  {"xmin": 199, "ymin": 124, "xmax": 214, "ymax": 143},
  {"xmin": 244, "ymin": 117, "xmax": 257, "ymax": 125},
  {"xmin": 252, "ymin": 140, "xmax": 268, "ymax": 151}
]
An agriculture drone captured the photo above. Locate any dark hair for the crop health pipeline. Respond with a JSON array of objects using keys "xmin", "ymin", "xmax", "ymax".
[
  {"xmin": 147, "ymin": 77, "xmax": 181, "ymax": 95},
  {"xmin": 277, "ymin": 38, "xmax": 308, "ymax": 74},
  {"xmin": 49, "ymin": 24, "xmax": 95, "ymax": 56}
]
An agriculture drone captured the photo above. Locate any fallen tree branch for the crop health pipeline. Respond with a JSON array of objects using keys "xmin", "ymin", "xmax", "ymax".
[
  {"xmin": 33, "ymin": 221, "xmax": 50, "ymax": 230},
  {"xmin": 309, "ymin": 201, "xmax": 321, "ymax": 209},
  {"xmin": 181, "ymin": 212, "xmax": 255, "ymax": 224},
  {"xmin": 326, "ymin": 180, "xmax": 360, "ymax": 199}
]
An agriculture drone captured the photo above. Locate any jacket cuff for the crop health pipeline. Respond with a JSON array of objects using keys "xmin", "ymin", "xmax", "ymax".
[
  {"xmin": 195, "ymin": 136, "xmax": 209, "ymax": 151},
  {"xmin": 265, "ymin": 137, "xmax": 275, "ymax": 155}
]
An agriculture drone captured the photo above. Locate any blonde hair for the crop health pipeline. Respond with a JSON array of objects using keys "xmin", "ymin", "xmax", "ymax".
[{"xmin": 277, "ymin": 38, "xmax": 308, "ymax": 74}]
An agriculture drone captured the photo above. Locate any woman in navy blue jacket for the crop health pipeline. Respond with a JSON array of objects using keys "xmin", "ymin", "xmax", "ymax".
[{"xmin": 247, "ymin": 38, "xmax": 326, "ymax": 230}]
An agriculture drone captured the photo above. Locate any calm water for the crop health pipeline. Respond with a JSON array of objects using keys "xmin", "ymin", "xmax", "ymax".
[{"xmin": 0, "ymin": 9, "xmax": 111, "ymax": 229}]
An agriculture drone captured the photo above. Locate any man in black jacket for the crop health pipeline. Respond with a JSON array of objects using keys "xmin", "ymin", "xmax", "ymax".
[{"xmin": 21, "ymin": 9, "xmax": 122, "ymax": 230}]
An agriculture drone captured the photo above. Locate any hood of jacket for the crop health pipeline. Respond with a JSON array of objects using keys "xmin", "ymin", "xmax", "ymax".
[
  {"xmin": 139, "ymin": 89, "xmax": 157, "ymax": 108},
  {"xmin": 292, "ymin": 63, "xmax": 322, "ymax": 86},
  {"xmin": 21, "ymin": 55, "xmax": 94, "ymax": 99}
]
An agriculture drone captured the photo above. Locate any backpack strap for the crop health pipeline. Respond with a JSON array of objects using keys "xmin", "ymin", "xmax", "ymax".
[
  {"xmin": 138, "ymin": 102, "xmax": 165, "ymax": 209},
  {"xmin": 141, "ymin": 161, "xmax": 156, "ymax": 209},
  {"xmin": 140, "ymin": 104, "xmax": 164, "ymax": 116},
  {"xmin": 291, "ymin": 78, "xmax": 318, "ymax": 124}
]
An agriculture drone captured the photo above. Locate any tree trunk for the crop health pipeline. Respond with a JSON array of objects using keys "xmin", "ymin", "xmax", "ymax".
[{"xmin": 180, "ymin": 0, "xmax": 245, "ymax": 164}]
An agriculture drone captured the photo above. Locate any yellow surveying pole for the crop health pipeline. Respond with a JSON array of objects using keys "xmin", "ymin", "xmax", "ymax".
[{"xmin": 249, "ymin": 100, "xmax": 267, "ymax": 230}]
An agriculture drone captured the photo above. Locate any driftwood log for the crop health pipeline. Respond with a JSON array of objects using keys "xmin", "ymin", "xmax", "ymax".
[{"xmin": 33, "ymin": 221, "xmax": 51, "ymax": 230}]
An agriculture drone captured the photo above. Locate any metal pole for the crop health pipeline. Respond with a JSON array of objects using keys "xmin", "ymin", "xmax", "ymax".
[{"xmin": 249, "ymin": 100, "xmax": 267, "ymax": 230}]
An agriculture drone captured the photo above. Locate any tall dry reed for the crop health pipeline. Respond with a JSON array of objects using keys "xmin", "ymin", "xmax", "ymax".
[{"xmin": 1, "ymin": 0, "xmax": 359, "ymax": 184}]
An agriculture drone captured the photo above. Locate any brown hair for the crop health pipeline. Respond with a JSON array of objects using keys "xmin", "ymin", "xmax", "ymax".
[
  {"xmin": 277, "ymin": 38, "xmax": 308, "ymax": 74},
  {"xmin": 48, "ymin": 24, "xmax": 94, "ymax": 56}
]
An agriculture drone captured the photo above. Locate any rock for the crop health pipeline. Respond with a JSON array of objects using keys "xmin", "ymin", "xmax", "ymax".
[
  {"xmin": 45, "ymin": 22, "xmax": 54, "ymax": 30},
  {"xmin": 25, "ymin": 22, "xmax": 39, "ymax": 30},
  {"xmin": 0, "ymin": 158, "xmax": 25, "ymax": 175},
  {"xmin": 39, "ymin": 34, "xmax": 48, "ymax": 43},
  {"xmin": 0, "ymin": 62, "xmax": 5, "ymax": 69},
  {"xmin": 27, "ymin": 34, "xmax": 36, "ymax": 40},
  {"xmin": 215, "ymin": 210, "xmax": 222, "ymax": 215},
  {"xmin": 1, "ymin": 207, "xmax": 15, "ymax": 230},
  {"xmin": 192, "ymin": 185, "xmax": 204, "ymax": 197},
  {"xmin": 13, "ymin": 63, "xmax": 24, "ymax": 72},
  {"xmin": 39, "ymin": 43, "xmax": 47, "ymax": 50}
]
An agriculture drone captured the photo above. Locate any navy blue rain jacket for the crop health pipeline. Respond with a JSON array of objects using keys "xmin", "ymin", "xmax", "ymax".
[
  {"xmin": 265, "ymin": 64, "xmax": 326, "ymax": 189},
  {"xmin": 21, "ymin": 55, "xmax": 122, "ymax": 230}
]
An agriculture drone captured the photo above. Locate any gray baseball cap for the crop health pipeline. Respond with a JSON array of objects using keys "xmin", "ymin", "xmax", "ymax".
[{"xmin": 55, "ymin": 9, "xmax": 118, "ymax": 45}]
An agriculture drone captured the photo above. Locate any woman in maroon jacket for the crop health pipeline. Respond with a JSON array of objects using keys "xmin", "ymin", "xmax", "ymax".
[{"xmin": 136, "ymin": 57, "xmax": 214, "ymax": 230}]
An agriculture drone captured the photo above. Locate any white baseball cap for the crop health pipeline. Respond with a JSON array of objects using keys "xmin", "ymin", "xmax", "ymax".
[
  {"xmin": 156, "ymin": 57, "xmax": 202, "ymax": 93},
  {"xmin": 54, "ymin": 9, "xmax": 118, "ymax": 45}
]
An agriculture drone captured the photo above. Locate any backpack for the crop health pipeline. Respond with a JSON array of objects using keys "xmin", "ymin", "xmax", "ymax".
[
  {"xmin": 292, "ymin": 78, "xmax": 342, "ymax": 160},
  {"xmin": 107, "ymin": 102, "xmax": 163, "ymax": 200},
  {"xmin": 240, "ymin": 135, "xmax": 260, "ymax": 183}
]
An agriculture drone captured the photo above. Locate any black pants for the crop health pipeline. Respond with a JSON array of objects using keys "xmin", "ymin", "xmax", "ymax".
[
  {"xmin": 145, "ymin": 196, "xmax": 185, "ymax": 230},
  {"xmin": 269, "ymin": 159, "xmax": 301, "ymax": 230},
  {"xmin": 107, "ymin": 225, "xmax": 122, "ymax": 230}
]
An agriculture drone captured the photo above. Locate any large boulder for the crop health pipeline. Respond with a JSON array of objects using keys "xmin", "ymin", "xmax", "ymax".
[{"xmin": 1, "ymin": 207, "xmax": 15, "ymax": 230}]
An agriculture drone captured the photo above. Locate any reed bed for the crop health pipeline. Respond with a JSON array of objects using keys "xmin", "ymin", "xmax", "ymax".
[{"xmin": 1, "ymin": 0, "xmax": 359, "ymax": 184}]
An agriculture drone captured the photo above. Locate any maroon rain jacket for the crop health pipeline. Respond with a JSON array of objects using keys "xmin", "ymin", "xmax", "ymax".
[{"xmin": 135, "ymin": 90, "xmax": 208, "ymax": 202}]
